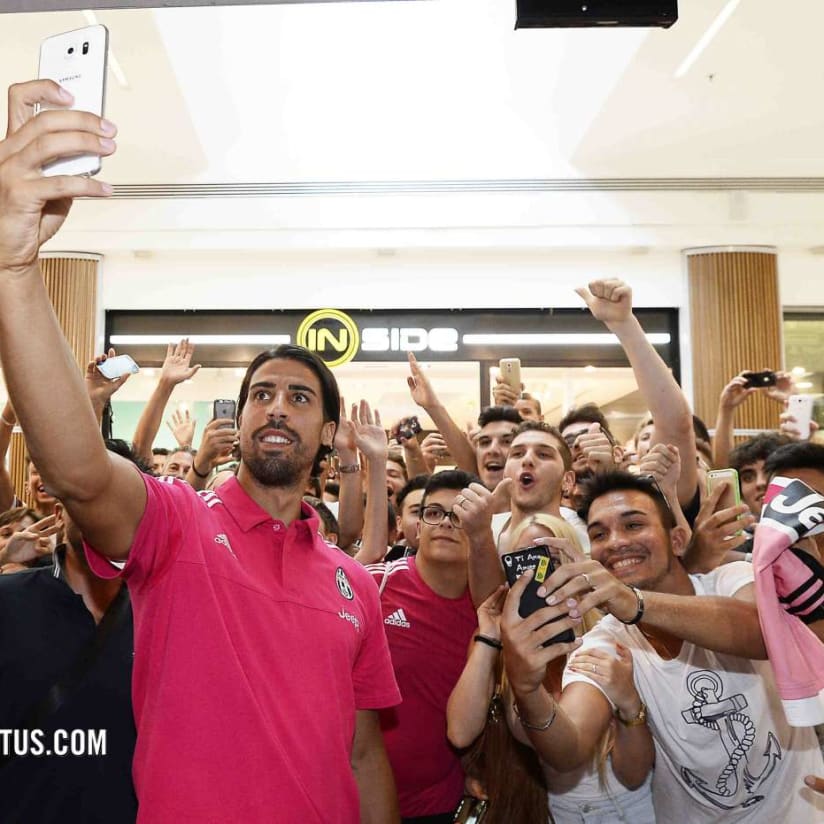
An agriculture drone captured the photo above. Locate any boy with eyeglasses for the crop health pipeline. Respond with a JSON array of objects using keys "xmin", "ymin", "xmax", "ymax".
[{"xmin": 365, "ymin": 470, "xmax": 481, "ymax": 824}]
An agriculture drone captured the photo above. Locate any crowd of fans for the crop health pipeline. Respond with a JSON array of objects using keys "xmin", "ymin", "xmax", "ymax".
[{"xmin": 0, "ymin": 79, "xmax": 823, "ymax": 824}]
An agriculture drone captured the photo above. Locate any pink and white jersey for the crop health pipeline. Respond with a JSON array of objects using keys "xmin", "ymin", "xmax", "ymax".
[
  {"xmin": 85, "ymin": 472, "xmax": 400, "ymax": 824},
  {"xmin": 367, "ymin": 556, "xmax": 477, "ymax": 818}
]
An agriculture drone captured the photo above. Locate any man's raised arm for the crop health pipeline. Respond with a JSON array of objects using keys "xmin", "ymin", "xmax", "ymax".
[
  {"xmin": 576, "ymin": 280, "xmax": 698, "ymax": 508},
  {"xmin": 0, "ymin": 80, "xmax": 145, "ymax": 560}
]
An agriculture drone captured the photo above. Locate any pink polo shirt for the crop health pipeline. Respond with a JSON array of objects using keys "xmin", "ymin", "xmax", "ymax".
[
  {"xmin": 367, "ymin": 556, "xmax": 477, "ymax": 817},
  {"xmin": 85, "ymin": 472, "xmax": 400, "ymax": 824}
]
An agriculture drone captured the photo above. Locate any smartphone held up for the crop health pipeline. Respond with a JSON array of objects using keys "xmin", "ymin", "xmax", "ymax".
[{"xmin": 37, "ymin": 24, "xmax": 109, "ymax": 177}]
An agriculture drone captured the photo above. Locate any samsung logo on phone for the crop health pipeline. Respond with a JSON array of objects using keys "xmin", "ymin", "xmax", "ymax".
[{"xmin": 59, "ymin": 74, "xmax": 81, "ymax": 83}]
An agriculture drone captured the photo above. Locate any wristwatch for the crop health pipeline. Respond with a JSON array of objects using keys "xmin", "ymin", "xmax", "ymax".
[{"xmin": 616, "ymin": 701, "xmax": 647, "ymax": 727}]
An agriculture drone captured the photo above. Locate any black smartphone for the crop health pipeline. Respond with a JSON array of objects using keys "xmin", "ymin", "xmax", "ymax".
[
  {"xmin": 741, "ymin": 370, "xmax": 777, "ymax": 389},
  {"xmin": 501, "ymin": 544, "xmax": 574, "ymax": 646},
  {"xmin": 397, "ymin": 416, "xmax": 422, "ymax": 441},
  {"xmin": 213, "ymin": 399, "xmax": 236, "ymax": 428}
]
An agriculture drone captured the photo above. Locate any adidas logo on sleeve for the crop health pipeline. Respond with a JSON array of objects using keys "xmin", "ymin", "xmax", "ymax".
[{"xmin": 384, "ymin": 608, "xmax": 411, "ymax": 629}]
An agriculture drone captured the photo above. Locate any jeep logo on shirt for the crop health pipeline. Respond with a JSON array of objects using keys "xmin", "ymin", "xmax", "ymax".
[{"xmin": 336, "ymin": 567, "xmax": 354, "ymax": 600}]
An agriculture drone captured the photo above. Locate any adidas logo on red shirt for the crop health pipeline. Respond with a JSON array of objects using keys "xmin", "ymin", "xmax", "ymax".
[{"xmin": 384, "ymin": 608, "xmax": 411, "ymax": 629}]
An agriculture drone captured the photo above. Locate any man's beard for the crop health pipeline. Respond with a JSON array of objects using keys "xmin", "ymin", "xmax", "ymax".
[{"xmin": 242, "ymin": 423, "xmax": 314, "ymax": 488}]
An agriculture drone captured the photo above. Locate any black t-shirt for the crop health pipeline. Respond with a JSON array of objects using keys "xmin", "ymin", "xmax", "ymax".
[{"xmin": 0, "ymin": 563, "xmax": 136, "ymax": 823}]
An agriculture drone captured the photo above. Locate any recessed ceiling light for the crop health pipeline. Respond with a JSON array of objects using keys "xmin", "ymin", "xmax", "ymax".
[{"xmin": 792, "ymin": 366, "xmax": 807, "ymax": 376}]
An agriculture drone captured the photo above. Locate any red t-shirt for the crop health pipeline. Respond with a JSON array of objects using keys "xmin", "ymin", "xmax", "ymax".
[
  {"xmin": 367, "ymin": 556, "xmax": 477, "ymax": 817},
  {"xmin": 85, "ymin": 473, "xmax": 400, "ymax": 824}
]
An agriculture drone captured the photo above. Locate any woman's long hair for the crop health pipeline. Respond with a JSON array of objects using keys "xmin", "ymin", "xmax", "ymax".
[{"xmin": 507, "ymin": 514, "xmax": 615, "ymax": 790}]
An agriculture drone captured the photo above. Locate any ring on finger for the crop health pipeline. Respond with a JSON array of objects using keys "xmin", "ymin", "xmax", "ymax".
[{"xmin": 581, "ymin": 572, "xmax": 592, "ymax": 589}]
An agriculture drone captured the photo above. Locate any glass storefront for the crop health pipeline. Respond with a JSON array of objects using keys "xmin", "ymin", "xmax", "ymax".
[{"xmin": 105, "ymin": 307, "xmax": 678, "ymax": 449}]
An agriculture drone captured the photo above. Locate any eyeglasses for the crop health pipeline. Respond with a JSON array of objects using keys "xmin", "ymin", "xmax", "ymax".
[
  {"xmin": 420, "ymin": 505, "xmax": 464, "ymax": 528},
  {"xmin": 639, "ymin": 474, "xmax": 674, "ymax": 517}
]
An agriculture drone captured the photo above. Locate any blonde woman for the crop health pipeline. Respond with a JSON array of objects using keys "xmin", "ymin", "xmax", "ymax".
[{"xmin": 448, "ymin": 514, "xmax": 656, "ymax": 823}]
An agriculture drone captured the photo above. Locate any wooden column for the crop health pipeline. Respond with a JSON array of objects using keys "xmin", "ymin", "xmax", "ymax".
[
  {"xmin": 8, "ymin": 253, "xmax": 100, "ymax": 505},
  {"xmin": 686, "ymin": 246, "xmax": 782, "ymax": 433}
]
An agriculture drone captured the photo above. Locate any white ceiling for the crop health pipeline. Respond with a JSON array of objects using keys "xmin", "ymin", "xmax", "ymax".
[{"xmin": 2, "ymin": 1, "xmax": 824, "ymax": 252}]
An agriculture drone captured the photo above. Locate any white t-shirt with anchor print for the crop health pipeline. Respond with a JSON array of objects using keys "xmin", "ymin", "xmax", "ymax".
[{"xmin": 563, "ymin": 562, "xmax": 824, "ymax": 823}]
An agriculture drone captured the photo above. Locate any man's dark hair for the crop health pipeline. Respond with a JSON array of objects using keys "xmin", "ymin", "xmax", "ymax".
[
  {"xmin": 387, "ymin": 449, "xmax": 407, "ymax": 477},
  {"xmin": 477, "ymin": 405, "xmax": 522, "ymax": 429},
  {"xmin": 693, "ymin": 415, "xmax": 711, "ymax": 446},
  {"xmin": 764, "ymin": 442, "xmax": 824, "ymax": 481},
  {"xmin": 512, "ymin": 421, "xmax": 572, "ymax": 471},
  {"xmin": 422, "ymin": 469, "xmax": 480, "ymax": 506},
  {"xmin": 520, "ymin": 392, "xmax": 542, "ymax": 415},
  {"xmin": 152, "ymin": 447, "xmax": 170, "ymax": 457},
  {"xmin": 236, "ymin": 345, "xmax": 341, "ymax": 474},
  {"xmin": 558, "ymin": 403, "xmax": 612, "ymax": 438},
  {"xmin": 578, "ymin": 470, "xmax": 676, "ymax": 530},
  {"xmin": 730, "ymin": 432, "xmax": 794, "ymax": 472},
  {"xmin": 107, "ymin": 438, "xmax": 154, "ymax": 475},
  {"xmin": 303, "ymin": 495, "xmax": 340, "ymax": 541},
  {"xmin": 396, "ymin": 474, "xmax": 430, "ymax": 512}
]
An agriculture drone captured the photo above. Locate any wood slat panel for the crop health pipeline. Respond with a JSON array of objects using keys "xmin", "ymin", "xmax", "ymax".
[
  {"xmin": 688, "ymin": 250, "xmax": 782, "ymax": 435},
  {"xmin": 8, "ymin": 256, "xmax": 98, "ymax": 505}
]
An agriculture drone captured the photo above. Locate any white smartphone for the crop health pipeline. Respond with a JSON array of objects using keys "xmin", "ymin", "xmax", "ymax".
[
  {"xmin": 787, "ymin": 395, "xmax": 815, "ymax": 440},
  {"xmin": 499, "ymin": 358, "xmax": 522, "ymax": 395},
  {"xmin": 97, "ymin": 354, "xmax": 139, "ymax": 380},
  {"xmin": 37, "ymin": 25, "xmax": 109, "ymax": 177}
]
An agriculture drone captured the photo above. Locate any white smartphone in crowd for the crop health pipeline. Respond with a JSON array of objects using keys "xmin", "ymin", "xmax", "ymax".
[
  {"xmin": 38, "ymin": 24, "xmax": 109, "ymax": 177},
  {"xmin": 499, "ymin": 358, "xmax": 522, "ymax": 394},
  {"xmin": 787, "ymin": 394, "xmax": 815, "ymax": 440},
  {"xmin": 97, "ymin": 354, "xmax": 139, "ymax": 380}
]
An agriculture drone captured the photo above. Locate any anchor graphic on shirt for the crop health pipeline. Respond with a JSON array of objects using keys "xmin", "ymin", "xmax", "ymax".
[{"xmin": 679, "ymin": 670, "xmax": 781, "ymax": 810}]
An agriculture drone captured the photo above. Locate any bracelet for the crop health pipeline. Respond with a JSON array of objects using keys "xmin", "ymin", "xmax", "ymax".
[
  {"xmin": 616, "ymin": 701, "xmax": 647, "ymax": 728},
  {"xmin": 619, "ymin": 586, "xmax": 645, "ymax": 625},
  {"xmin": 0, "ymin": 415, "xmax": 13, "ymax": 427},
  {"xmin": 513, "ymin": 699, "xmax": 557, "ymax": 732},
  {"xmin": 474, "ymin": 634, "xmax": 503, "ymax": 651},
  {"xmin": 338, "ymin": 463, "xmax": 361, "ymax": 474},
  {"xmin": 191, "ymin": 462, "xmax": 210, "ymax": 479}
]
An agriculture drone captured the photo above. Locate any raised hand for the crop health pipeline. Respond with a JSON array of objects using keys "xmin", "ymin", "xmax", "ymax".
[
  {"xmin": 351, "ymin": 400, "xmax": 388, "ymax": 463},
  {"xmin": 719, "ymin": 373, "xmax": 756, "ymax": 411},
  {"xmin": 85, "ymin": 348, "xmax": 130, "ymax": 410},
  {"xmin": 638, "ymin": 443, "xmax": 681, "ymax": 503},
  {"xmin": 407, "ymin": 352, "xmax": 440, "ymax": 409},
  {"xmin": 687, "ymin": 483, "xmax": 755, "ymax": 571},
  {"xmin": 195, "ymin": 417, "xmax": 238, "ymax": 473},
  {"xmin": 0, "ymin": 513, "xmax": 60, "ymax": 565},
  {"xmin": 476, "ymin": 584, "xmax": 508, "ymax": 641},
  {"xmin": 575, "ymin": 279, "xmax": 633, "ymax": 327},
  {"xmin": 160, "ymin": 339, "xmax": 201, "ymax": 387},
  {"xmin": 0, "ymin": 80, "xmax": 115, "ymax": 273},
  {"xmin": 455, "ymin": 478, "xmax": 512, "ymax": 540},
  {"xmin": 576, "ymin": 423, "xmax": 619, "ymax": 474},
  {"xmin": 420, "ymin": 432, "xmax": 447, "ymax": 472},
  {"xmin": 334, "ymin": 397, "xmax": 359, "ymax": 461},
  {"xmin": 492, "ymin": 375, "xmax": 521, "ymax": 407},
  {"xmin": 166, "ymin": 407, "xmax": 196, "ymax": 449},
  {"xmin": 501, "ymin": 570, "xmax": 582, "ymax": 696}
]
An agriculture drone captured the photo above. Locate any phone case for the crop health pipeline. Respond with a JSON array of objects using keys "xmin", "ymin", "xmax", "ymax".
[
  {"xmin": 96, "ymin": 354, "xmax": 139, "ymax": 380},
  {"xmin": 38, "ymin": 25, "xmax": 108, "ymax": 177},
  {"xmin": 213, "ymin": 400, "xmax": 236, "ymax": 421},
  {"xmin": 501, "ymin": 544, "xmax": 574, "ymax": 646},
  {"xmin": 499, "ymin": 358, "xmax": 522, "ymax": 394},
  {"xmin": 707, "ymin": 468, "xmax": 741, "ymax": 511},
  {"xmin": 788, "ymin": 395, "xmax": 815, "ymax": 440}
]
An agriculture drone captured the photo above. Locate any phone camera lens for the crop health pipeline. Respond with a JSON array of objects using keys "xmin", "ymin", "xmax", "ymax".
[
  {"xmin": 68, "ymin": 46, "xmax": 74, "ymax": 55},
  {"xmin": 82, "ymin": 41, "xmax": 90, "ymax": 55}
]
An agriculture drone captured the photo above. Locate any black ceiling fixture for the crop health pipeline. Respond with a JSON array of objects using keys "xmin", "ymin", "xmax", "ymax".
[{"xmin": 515, "ymin": 0, "xmax": 678, "ymax": 29}]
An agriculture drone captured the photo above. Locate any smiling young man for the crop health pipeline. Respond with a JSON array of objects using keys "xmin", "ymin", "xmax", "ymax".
[
  {"xmin": 0, "ymin": 80, "xmax": 399, "ymax": 824},
  {"xmin": 366, "ymin": 470, "xmax": 480, "ymax": 823},
  {"xmin": 500, "ymin": 471, "xmax": 824, "ymax": 822}
]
